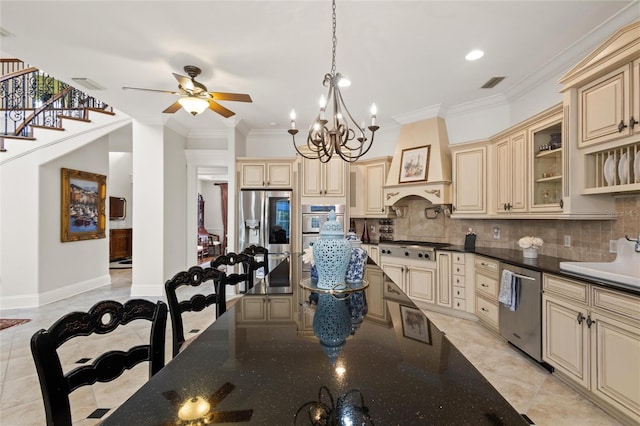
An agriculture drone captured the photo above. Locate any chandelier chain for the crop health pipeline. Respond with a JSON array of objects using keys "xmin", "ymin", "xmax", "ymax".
[{"xmin": 331, "ymin": 0, "xmax": 337, "ymax": 76}]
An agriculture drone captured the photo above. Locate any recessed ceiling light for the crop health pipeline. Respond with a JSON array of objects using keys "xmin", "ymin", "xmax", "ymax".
[{"xmin": 465, "ymin": 49, "xmax": 484, "ymax": 61}]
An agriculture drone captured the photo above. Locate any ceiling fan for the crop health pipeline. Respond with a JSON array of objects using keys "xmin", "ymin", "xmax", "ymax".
[{"xmin": 122, "ymin": 65, "xmax": 252, "ymax": 118}]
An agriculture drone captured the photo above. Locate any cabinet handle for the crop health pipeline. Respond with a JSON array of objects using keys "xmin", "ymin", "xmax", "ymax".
[
  {"xmin": 618, "ymin": 120, "xmax": 628, "ymax": 133},
  {"xmin": 387, "ymin": 285, "xmax": 400, "ymax": 295},
  {"xmin": 630, "ymin": 116, "xmax": 638, "ymax": 129},
  {"xmin": 586, "ymin": 315, "xmax": 595, "ymax": 328},
  {"xmin": 577, "ymin": 312, "xmax": 584, "ymax": 325},
  {"xmin": 559, "ymin": 199, "xmax": 563, "ymax": 209},
  {"xmin": 481, "ymin": 307, "xmax": 489, "ymax": 312},
  {"xmin": 481, "ymin": 283, "xmax": 488, "ymax": 287}
]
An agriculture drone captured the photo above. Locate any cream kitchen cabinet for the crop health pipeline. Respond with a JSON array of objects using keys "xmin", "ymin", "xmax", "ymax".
[
  {"xmin": 381, "ymin": 259, "xmax": 436, "ymax": 307},
  {"xmin": 301, "ymin": 154, "xmax": 347, "ymax": 197},
  {"xmin": 543, "ymin": 274, "xmax": 640, "ymax": 424},
  {"xmin": 364, "ymin": 158, "xmax": 392, "ymax": 216},
  {"xmin": 364, "ymin": 265, "xmax": 390, "ymax": 325},
  {"xmin": 559, "ymin": 21, "xmax": 639, "ymax": 148},
  {"xmin": 239, "ymin": 160, "xmax": 293, "ymax": 189},
  {"xmin": 435, "ymin": 251, "xmax": 452, "ymax": 308},
  {"xmin": 474, "ymin": 256, "xmax": 500, "ymax": 332},
  {"xmin": 349, "ymin": 157, "xmax": 393, "ymax": 218},
  {"xmin": 239, "ymin": 294, "xmax": 294, "ymax": 322},
  {"xmin": 450, "ymin": 142, "xmax": 487, "ymax": 217},
  {"xmin": 362, "ymin": 243, "xmax": 380, "ymax": 265},
  {"xmin": 494, "ymin": 129, "xmax": 528, "ymax": 214}
]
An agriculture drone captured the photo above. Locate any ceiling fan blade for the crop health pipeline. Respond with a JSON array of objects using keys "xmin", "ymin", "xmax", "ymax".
[
  {"xmin": 163, "ymin": 101, "xmax": 182, "ymax": 113},
  {"xmin": 208, "ymin": 92, "xmax": 253, "ymax": 103},
  {"xmin": 172, "ymin": 73, "xmax": 194, "ymax": 92},
  {"xmin": 122, "ymin": 86, "xmax": 180, "ymax": 95},
  {"xmin": 208, "ymin": 100, "xmax": 235, "ymax": 118}
]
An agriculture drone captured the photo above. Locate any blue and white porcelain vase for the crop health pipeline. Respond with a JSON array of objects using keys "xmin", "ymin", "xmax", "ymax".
[
  {"xmin": 313, "ymin": 210, "xmax": 351, "ymax": 290},
  {"xmin": 313, "ymin": 294, "xmax": 352, "ymax": 363},
  {"xmin": 345, "ymin": 247, "xmax": 367, "ymax": 284}
]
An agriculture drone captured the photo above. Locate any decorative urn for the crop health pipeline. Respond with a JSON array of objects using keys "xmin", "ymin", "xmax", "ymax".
[{"xmin": 313, "ymin": 210, "xmax": 351, "ymax": 290}]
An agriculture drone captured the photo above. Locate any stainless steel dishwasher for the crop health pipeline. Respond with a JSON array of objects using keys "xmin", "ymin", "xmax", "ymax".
[{"xmin": 498, "ymin": 262, "xmax": 543, "ymax": 363}]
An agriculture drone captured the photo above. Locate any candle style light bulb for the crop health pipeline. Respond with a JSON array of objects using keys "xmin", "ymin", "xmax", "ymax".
[
  {"xmin": 290, "ymin": 109, "xmax": 296, "ymax": 129},
  {"xmin": 319, "ymin": 95, "xmax": 327, "ymax": 120},
  {"xmin": 360, "ymin": 121, "xmax": 365, "ymax": 138},
  {"xmin": 370, "ymin": 103, "xmax": 377, "ymax": 126}
]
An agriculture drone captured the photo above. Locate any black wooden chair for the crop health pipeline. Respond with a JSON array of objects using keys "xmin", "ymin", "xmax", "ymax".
[
  {"xmin": 210, "ymin": 252, "xmax": 253, "ymax": 298},
  {"xmin": 242, "ymin": 245, "xmax": 269, "ymax": 289},
  {"xmin": 31, "ymin": 299, "xmax": 167, "ymax": 426},
  {"xmin": 164, "ymin": 265, "xmax": 223, "ymax": 357}
]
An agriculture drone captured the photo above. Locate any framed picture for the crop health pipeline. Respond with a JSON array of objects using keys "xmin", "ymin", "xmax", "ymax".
[
  {"xmin": 61, "ymin": 168, "xmax": 107, "ymax": 242},
  {"xmin": 400, "ymin": 305, "xmax": 432, "ymax": 344},
  {"xmin": 398, "ymin": 145, "xmax": 430, "ymax": 183}
]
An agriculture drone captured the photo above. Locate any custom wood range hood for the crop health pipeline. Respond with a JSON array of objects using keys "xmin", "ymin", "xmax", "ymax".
[{"xmin": 384, "ymin": 117, "xmax": 452, "ymax": 208}]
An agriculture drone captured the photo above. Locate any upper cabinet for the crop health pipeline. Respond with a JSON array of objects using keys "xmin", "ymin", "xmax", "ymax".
[
  {"xmin": 299, "ymin": 151, "xmax": 347, "ymax": 198},
  {"xmin": 451, "ymin": 103, "xmax": 614, "ymax": 219},
  {"xmin": 494, "ymin": 130, "xmax": 528, "ymax": 214},
  {"xmin": 350, "ymin": 157, "xmax": 393, "ymax": 218},
  {"xmin": 450, "ymin": 141, "xmax": 487, "ymax": 216},
  {"xmin": 529, "ymin": 114, "xmax": 564, "ymax": 212},
  {"xmin": 239, "ymin": 159, "xmax": 293, "ymax": 189},
  {"xmin": 560, "ymin": 21, "xmax": 640, "ymax": 195}
]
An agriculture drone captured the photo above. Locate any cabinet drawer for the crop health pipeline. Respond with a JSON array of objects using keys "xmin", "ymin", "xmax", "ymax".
[
  {"xmin": 453, "ymin": 286, "xmax": 466, "ymax": 299},
  {"xmin": 452, "ymin": 264, "xmax": 465, "ymax": 275},
  {"xmin": 453, "ymin": 274, "xmax": 465, "ymax": 288},
  {"xmin": 476, "ymin": 296, "xmax": 499, "ymax": 328},
  {"xmin": 475, "ymin": 273, "xmax": 498, "ymax": 299},
  {"xmin": 475, "ymin": 256, "xmax": 499, "ymax": 277},
  {"xmin": 452, "ymin": 253, "xmax": 465, "ymax": 265},
  {"xmin": 453, "ymin": 298, "xmax": 466, "ymax": 311},
  {"xmin": 592, "ymin": 287, "xmax": 640, "ymax": 322},
  {"xmin": 544, "ymin": 274, "xmax": 589, "ymax": 304}
]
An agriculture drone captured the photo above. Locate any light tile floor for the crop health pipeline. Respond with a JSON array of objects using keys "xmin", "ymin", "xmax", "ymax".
[{"xmin": 0, "ymin": 269, "xmax": 624, "ymax": 425}]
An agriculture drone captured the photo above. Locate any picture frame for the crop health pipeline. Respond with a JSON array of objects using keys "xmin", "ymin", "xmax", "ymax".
[
  {"xmin": 398, "ymin": 145, "xmax": 430, "ymax": 183},
  {"xmin": 400, "ymin": 305, "xmax": 432, "ymax": 345},
  {"xmin": 61, "ymin": 168, "xmax": 107, "ymax": 242}
]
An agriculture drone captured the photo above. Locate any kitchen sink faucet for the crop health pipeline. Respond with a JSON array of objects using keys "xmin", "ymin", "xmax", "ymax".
[{"xmin": 625, "ymin": 234, "xmax": 640, "ymax": 252}]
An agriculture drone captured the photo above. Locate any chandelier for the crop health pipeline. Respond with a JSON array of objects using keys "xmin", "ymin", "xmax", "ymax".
[{"xmin": 288, "ymin": 0, "xmax": 379, "ymax": 163}]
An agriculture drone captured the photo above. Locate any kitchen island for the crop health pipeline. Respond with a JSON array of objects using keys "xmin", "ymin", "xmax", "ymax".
[{"xmin": 102, "ymin": 256, "xmax": 529, "ymax": 425}]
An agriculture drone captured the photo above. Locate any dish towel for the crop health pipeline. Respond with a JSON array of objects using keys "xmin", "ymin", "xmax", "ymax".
[{"xmin": 499, "ymin": 270, "xmax": 521, "ymax": 311}]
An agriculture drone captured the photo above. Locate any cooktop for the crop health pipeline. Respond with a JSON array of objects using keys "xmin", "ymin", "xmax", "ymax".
[{"xmin": 382, "ymin": 240, "xmax": 451, "ymax": 248}]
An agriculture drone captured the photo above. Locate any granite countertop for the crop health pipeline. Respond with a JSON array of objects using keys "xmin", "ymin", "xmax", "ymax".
[
  {"xmin": 440, "ymin": 245, "xmax": 640, "ymax": 296},
  {"xmin": 102, "ymin": 256, "xmax": 530, "ymax": 425}
]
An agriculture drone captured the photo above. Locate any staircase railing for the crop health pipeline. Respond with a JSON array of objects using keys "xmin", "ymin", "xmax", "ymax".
[{"xmin": 1, "ymin": 59, "xmax": 112, "ymax": 138}]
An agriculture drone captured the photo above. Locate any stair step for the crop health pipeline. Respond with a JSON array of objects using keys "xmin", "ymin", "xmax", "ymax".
[
  {"xmin": 1, "ymin": 135, "xmax": 36, "ymax": 141},
  {"xmin": 86, "ymin": 107, "xmax": 116, "ymax": 116},
  {"xmin": 30, "ymin": 125, "xmax": 65, "ymax": 131},
  {"xmin": 58, "ymin": 115, "xmax": 91, "ymax": 123}
]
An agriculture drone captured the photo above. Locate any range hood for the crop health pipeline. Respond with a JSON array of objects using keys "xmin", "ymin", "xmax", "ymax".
[{"xmin": 384, "ymin": 117, "xmax": 452, "ymax": 206}]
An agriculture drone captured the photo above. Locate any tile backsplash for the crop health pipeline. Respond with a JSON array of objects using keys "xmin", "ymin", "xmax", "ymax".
[{"xmin": 354, "ymin": 194, "xmax": 639, "ymax": 262}]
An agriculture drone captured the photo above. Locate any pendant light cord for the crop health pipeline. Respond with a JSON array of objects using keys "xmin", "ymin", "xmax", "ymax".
[{"xmin": 331, "ymin": 0, "xmax": 337, "ymax": 76}]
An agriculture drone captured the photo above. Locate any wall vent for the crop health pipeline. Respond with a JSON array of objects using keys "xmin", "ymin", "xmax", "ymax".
[{"xmin": 481, "ymin": 76, "xmax": 505, "ymax": 89}]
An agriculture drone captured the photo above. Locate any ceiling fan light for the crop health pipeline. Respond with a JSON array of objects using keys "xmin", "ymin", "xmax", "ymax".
[{"xmin": 179, "ymin": 96, "xmax": 208, "ymax": 116}]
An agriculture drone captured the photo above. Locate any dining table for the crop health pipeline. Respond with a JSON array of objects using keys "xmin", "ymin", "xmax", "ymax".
[{"xmin": 102, "ymin": 254, "xmax": 529, "ymax": 425}]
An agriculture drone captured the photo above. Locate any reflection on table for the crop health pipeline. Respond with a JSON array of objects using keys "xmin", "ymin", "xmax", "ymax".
[{"xmin": 101, "ymin": 255, "xmax": 529, "ymax": 425}]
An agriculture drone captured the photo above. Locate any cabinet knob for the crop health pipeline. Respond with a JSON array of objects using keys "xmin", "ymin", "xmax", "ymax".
[
  {"xmin": 577, "ymin": 312, "xmax": 585, "ymax": 325},
  {"xmin": 617, "ymin": 120, "xmax": 628, "ymax": 133},
  {"xmin": 481, "ymin": 307, "xmax": 489, "ymax": 312},
  {"xmin": 586, "ymin": 315, "xmax": 596, "ymax": 328},
  {"xmin": 630, "ymin": 116, "xmax": 638, "ymax": 129}
]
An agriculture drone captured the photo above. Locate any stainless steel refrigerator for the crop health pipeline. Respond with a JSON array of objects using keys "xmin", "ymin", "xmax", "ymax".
[{"xmin": 238, "ymin": 190, "xmax": 292, "ymax": 274}]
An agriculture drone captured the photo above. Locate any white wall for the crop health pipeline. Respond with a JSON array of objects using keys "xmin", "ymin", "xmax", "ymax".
[
  {"xmin": 200, "ymin": 182, "xmax": 224, "ymax": 237},
  {"xmin": 1, "ymin": 116, "xmax": 129, "ymax": 309},
  {"xmin": 39, "ymin": 138, "xmax": 110, "ymax": 294},
  {"xmin": 108, "ymin": 152, "xmax": 133, "ymax": 229}
]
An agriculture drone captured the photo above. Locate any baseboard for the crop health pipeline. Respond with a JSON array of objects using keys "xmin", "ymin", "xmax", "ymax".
[{"xmin": 0, "ymin": 274, "xmax": 111, "ymax": 309}]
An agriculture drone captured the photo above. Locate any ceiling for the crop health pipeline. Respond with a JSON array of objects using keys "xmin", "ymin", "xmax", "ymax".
[{"xmin": 1, "ymin": 1, "xmax": 638, "ymax": 137}]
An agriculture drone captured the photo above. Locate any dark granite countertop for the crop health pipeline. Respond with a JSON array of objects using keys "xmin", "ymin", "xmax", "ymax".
[
  {"xmin": 439, "ymin": 245, "xmax": 640, "ymax": 296},
  {"xmin": 102, "ymin": 255, "xmax": 529, "ymax": 425}
]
